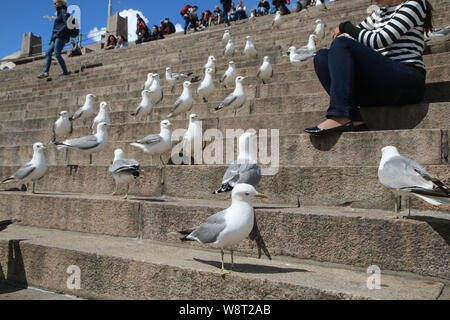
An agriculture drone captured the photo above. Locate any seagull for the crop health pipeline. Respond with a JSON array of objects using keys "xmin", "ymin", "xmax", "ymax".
[
  {"xmin": 257, "ymin": 56, "xmax": 273, "ymax": 85},
  {"xmin": 313, "ymin": 19, "xmax": 325, "ymax": 41},
  {"xmin": 378, "ymin": 146, "xmax": 450, "ymax": 218},
  {"xmin": 109, "ymin": 149, "xmax": 141, "ymax": 199},
  {"xmin": 52, "ymin": 111, "xmax": 72, "ymax": 142},
  {"xmin": 166, "ymin": 67, "xmax": 193, "ymax": 93},
  {"xmin": 1, "ymin": 142, "xmax": 48, "ymax": 194},
  {"xmin": 272, "ymin": 11, "xmax": 282, "ymax": 29},
  {"xmin": 315, "ymin": 0, "xmax": 328, "ymax": 10},
  {"xmin": 222, "ymin": 29, "xmax": 231, "ymax": 42},
  {"xmin": 249, "ymin": 11, "xmax": 256, "ymax": 23},
  {"xmin": 296, "ymin": 34, "xmax": 317, "ymax": 53},
  {"xmin": 149, "ymin": 73, "xmax": 164, "ymax": 106},
  {"xmin": 197, "ymin": 68, "xmax": 215, "ymax": 103},
  {"xmin": 244, "ymin": 36, "xmax": 258, "ymax": 59},
  {"xmin": 143, "ymin": 73, "xmax": 154, "ymax": 91},
  {"xmin": 220, "ymin": 61, "xmax": 238, "ymax": 88},
  {"xmin": 287, "ymin": 46, "xmax": 316, "ymax": 66},
  {"xmin": 91, "ymin": 102, "xmax": 111, "ymax": 133},
  {"xmin": 179, "ymin": 184, "xmax": 268, "ymax": 275},
  {"xmin": 204, "ymin": 56, "xmax": 217, "ymax": 77},
  {"xmin": 214, "ymin": 76, "xmax": 247, "ymax": 115},
  {"xmin": 168, "ymin": 81, "xmax": 193, "ymax": 119},
  {"xmin": 224, "ymin": 39, "xmax": 235, "ymax": 57},
  {"xmin": 214, "ymin": 132, "xmax": 261, "ymax": 194},
  {"xmin": 181, "ymin": 114, "xmax": 203, "ymax": 163},
  {"xmin": 0, "ymin": 219, "xmax": 21, "ymax": 232},
  {"xmin": 130, "ymin": 120, "xmax": 173, "ymax": 166},
  {"xmin": 131, "ymin": 90, "xmax": 152, "ymax": 121},
  {"xmin": 70, "ymin": 94, "xmax": 96, "ymax": 121},
  {"xmin": 54, "ymin": 122, "xmax": 109, "ymax": 164}
]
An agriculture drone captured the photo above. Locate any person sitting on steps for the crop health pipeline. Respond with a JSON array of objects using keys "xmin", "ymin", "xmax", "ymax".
[{"xmin": 305, "ymin": 0, "xmax": 433, "ymax": 136}]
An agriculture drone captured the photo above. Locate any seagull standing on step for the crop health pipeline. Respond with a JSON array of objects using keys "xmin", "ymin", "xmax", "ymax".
[
  {"xmin": 214, "ymin": 76, "xmax": 247, "ymax": 115},
  {"xmin": 313, "ymin": 19, "xmax": 325, "ymax": 41},
  {"xmin": 1, "ymin": 142, "xmax": 48, "ymax": 194},
  {"xmin": 131, "ymin": 120, "xmax": 173, "ymax": 166},
  {"xmin": 182, "ymin": 114, "xmax": 203, "ymax": 163},
  {"xmin": 166, "ymin": 67, "xmax": 193, "ymax": 93},
  {"xmin": 70, "ymin": 94, "xmax": 96, "ymax": 121},
  {"xmin": 249, "ymin": 11, "xmax": 256, "ymax": 23},
  {"xmin": 204, "ymin": 56, "xmax": 217, "ymax": 77},
  {"xmin": 244, "ymin": 36, "xmax": 258, "ymax": 59},
  {"xmin": 224, "ymin": 39, "xmax": 235, "ymax": 57},
  {"xmin": 315, "ymin": 0, "xmax": 328, "ymax": 10},
  {"xmin": 55, "ymin": 122, "xmax": 109, "ymax": 164},
  {"xmin": 109, "ymin": 149, "xmax": 141, "ymax": 199},
  {"xmin": 149, "ymin": 74, "xmax": 164, "ymax": 106},
  {"xmin": 272, "ymin": 11, "xmax": 282, "ymax": 29},
  {"xmin": 143, "ymin": 73, "xmax": 154, "ymax": 91},
  {"xmin": 214, "ymin": 132, "xmax": 262, "ymax": 194},
  {"xmin": 91, "ymin": 102, "xmax": 111, "ymax": 133},
  {"xmin": 287, "ymin": 34, "xmax": 317, "ymax": 66},
  {"xmin": 52, "ymin": 111, "xmax": 72, "ymax": 142},
  {"xmin": 197, "ymin": 68, "xmax": 215, "ymax": 103},
  {"xmin": 221, "ymin": 61, "xmax": 238, "ymax": 88},
  {"xmin": 168, "ymin": 81, "xmax": 193, "ymax": 119},
  {"xmin": 222, "ymin": 29, "xmax": 231, "ymax": 42},
  {"xmin": 179, "ymin": 184, "xmax": 268, "ymax": 275},
  {"xmin": 131, "ymin": 90, "xmax": 152, "ymax": 121},
  {"xmin": 257, "ymin": 56, "xmax": 273, "ymax": 85},
  {"xmin": 378, "ymin": 146, "xmax": 450, "ymax": 218}
]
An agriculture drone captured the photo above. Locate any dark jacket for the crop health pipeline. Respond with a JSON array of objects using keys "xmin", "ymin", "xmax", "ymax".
[
  {"xmin": 136, "ymin": 18, "xmax": 150, "ymax": 38},
  {"xmin": 258, "ymin": 1, "xmax": 271, "ymax": 10},
  {"xmin": 221, "ymin": 0, "xmax": 232, "ymax": 10},
  {"xmin": 51, "ymin": 5, "xmax": 70, "ymax": 42},
  {"xmin": 166, "ymin": 21, "xmax": 176, "ymax": 34}
]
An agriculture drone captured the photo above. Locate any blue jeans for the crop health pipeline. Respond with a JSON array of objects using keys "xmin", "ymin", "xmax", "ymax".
[
  {"xmin": 314, "ymin": 37, "xmax": 426, "ymax": 121},
  {"xmin": 222, "ymin": 6, "xmax": 230, "ymax": 24},
  {"xmin": 184, "ymin": 15, "xmax": 197, "ymax": 34},
  {"xmin": 256, "ymin": 8, "xmax": 268, "ymax": 16},
  {"xmin": 44, "ymin": 38, "xmax": 68, "ymax": 74}
]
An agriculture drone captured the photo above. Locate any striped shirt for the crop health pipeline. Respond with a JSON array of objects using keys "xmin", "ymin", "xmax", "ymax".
[{"xmin": 341, "ymin": 0, "xmax": 427, "ymax": 71}]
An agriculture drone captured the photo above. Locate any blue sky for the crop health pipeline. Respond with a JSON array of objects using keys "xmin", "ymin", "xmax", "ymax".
[{"xmin": 0, "ymin": 0, "xmax": 310, "ymax": 59}]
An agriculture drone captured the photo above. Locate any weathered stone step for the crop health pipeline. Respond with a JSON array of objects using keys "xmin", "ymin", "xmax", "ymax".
[
  {"xmin": 0, "ymin": 164, "xmax": 448, "ymax": 212},
  {"xmin": 0, "ymin": 224, "xmax": 447, "ymax": 299}
]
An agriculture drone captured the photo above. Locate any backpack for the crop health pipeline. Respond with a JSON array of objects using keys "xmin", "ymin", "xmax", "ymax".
[{"xmin": 181, "ymin": 5, "xmax": 191, "ymax": 16}]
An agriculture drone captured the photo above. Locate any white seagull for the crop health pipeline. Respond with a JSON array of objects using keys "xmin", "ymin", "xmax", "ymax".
[
  {"xmin": 179, "ymin": 183, "xmax": 268, "ymax": 275},
  {"xmin": 52, "ymin": 111, "xmax": 72, "ymax": 142},
  {"xmin": 166, "ymin": 67, "xmax": 193, "ymax": 93},
  {"xmin": 272, "ymin": 11, "xmax": 282, "ymax": 29},
  {"xmin": 149, "ymin": 73, "xmax": 164, "ymax": 106},
  {"xmin": 91, "ymin": 102, "xmax": 111, "ymax": 133},
  {"xmin": 168, "ymin": 81, "xmax": 193, "ymax": 118},
  {"xmin": 130, "ymin": 120, "xmax": 173, "ymax": 166},
  {"xmin": 222, "ymin": 29, "xmax": 231, "ymax": 42},
  {"xmin": 70, "ymin": 94, "xmax": 96, "ymax": 121},
  {"xmin": 220, "ymin": 61, "xmax": 238, "ymax": 88},
  {"xmin": 257, "ymin": 56, "xmax": 273, "ymax": 85},
  {"xmin": 214, "ymin": 76, "xmax": 247, "ymax": 115},
  {"xmin": 214, "ymin": 132, "xmax": 262, "ymax": 194},
  {"xmin": 109, "ymin": 149, "xmax": 141, "ymax": 199},
  {"xmin": 182, "ymin": 114, "xmax": 203, "ymax": 163},
  {"xmin": 249, "ymin": 11, "xmax": 256, "ymax": 23},
  {"xmin": 1, "ymin": 142, "xmax": 48, "ymax": 194},
  {"xmin": 204, "ymin": 56, "xmax": 217, "ymax": 76},
  {"xmin": 378, "ymin": 146, "xmax": 450, "ymax": 218},
  {"xmin": 224, "ymin": 39, "xmax": 235, "ymax": 57},
  {"xmin": 197, "ymin": 68, "xmax": 215, "ymax": 103},
  {"xmin": 55, "ymin": 122, "xmax": 109, "ymax": 164},
  {"xmin": 314, "ymin": 19, "xmax": 325, "ymax": 41},
  {"xmin": 143, "ymin": 73, "xmax": 154, "ymax": 91},
  {"xmin": 131, "ymin": 90, "xmax": 153, "ymax": 121},
  {"xmin": 244, "ymin": 36, "xmax": 258, "ymax": 59}
]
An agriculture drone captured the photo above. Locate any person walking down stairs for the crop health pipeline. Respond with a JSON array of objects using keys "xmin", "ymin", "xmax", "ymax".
[
  {"xmin": 305, "ymin": 0, "xmax": 433, "ymax": 136},
  {"xmin": 37, "ymin": 0, "xmax": 71, "ymax": 79}
]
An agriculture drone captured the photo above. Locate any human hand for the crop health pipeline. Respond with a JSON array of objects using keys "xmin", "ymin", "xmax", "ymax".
[{"xmin": 332, "ymin": 26, "xmax": 341, "ymax": 39}]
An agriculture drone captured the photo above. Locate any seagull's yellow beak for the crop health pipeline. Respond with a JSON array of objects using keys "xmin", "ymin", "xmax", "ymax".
[{"xmin": 256, "ymin": 193, "xmax": 268, "ymax": 199}]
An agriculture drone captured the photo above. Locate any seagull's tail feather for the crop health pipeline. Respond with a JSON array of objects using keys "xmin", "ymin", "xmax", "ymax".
[
  {"xmin": 54, "ymin": 141, "xmax": 70, "ymax": 151},
  {"xmin": 413, "ymin": 194, "xmax": 444, "ymax": 206},
  {"xmin": 130, "ymin": 143, "xmax": 146, "ymax": 151},
  {"xmin": 1, "ymin": 177, "xmax": 15, "ymax": 184},
  {"xmin": 213, "ymin": 183, "xmax": 233, "ymax": 195},
  {"xmin": 186, "ymin": 72, "xmax": 193, "ymax": 77},
  {"xmin": 0, "ymin": 219, "xmax": 21, "ymax": 232},
  {"xmin": 179, "ymin": 228, "xmax": 196, "ymax": 241}
]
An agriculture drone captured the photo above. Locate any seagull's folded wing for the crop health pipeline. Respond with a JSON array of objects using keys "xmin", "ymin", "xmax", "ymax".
[
  {"xmin": 109, "ymin": 159, "xmax": 140, "ymax": 173},
  {"xmin": 64, "ymin": 135, "xmax": 100, "ymax": 150},
  {"xmin": 11, "ymin": 163, "xmax": 36, "ymax": 181},
  {"xmin": 137, "ymin": 134, "xmax": 162, "ymax": 146},
  {"xmin": 188, "ymin": 210, "xmax": 228, "ymax": 244}
]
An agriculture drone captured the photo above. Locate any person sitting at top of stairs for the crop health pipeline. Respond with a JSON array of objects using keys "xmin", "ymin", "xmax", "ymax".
[{"xmin": 305, "ymin": 0, "xmax": 433, "ymax": 136}]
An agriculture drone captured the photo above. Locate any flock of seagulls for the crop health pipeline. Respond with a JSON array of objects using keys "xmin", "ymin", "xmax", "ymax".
[{"xmin": 1, "ymin": 6, "xmax": 449, "ymax": 274}]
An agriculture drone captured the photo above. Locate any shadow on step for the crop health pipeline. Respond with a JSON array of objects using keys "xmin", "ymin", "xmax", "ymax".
[
  {"xmin": 0, "ymin": 240, "xmax": 28, "ymax": 294},
  {"xmin": 193, "ymin": 258, "xmax": 308, "ymax": 274},
  {"xmin": 406, "ymin": 216, "xmax": 450, "ymax": 246}
]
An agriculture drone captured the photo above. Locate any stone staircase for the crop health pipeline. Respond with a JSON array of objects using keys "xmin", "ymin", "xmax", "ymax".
[{"xmin": 0, "ymin": 0, "xmax": 448, "ymax": 300}]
